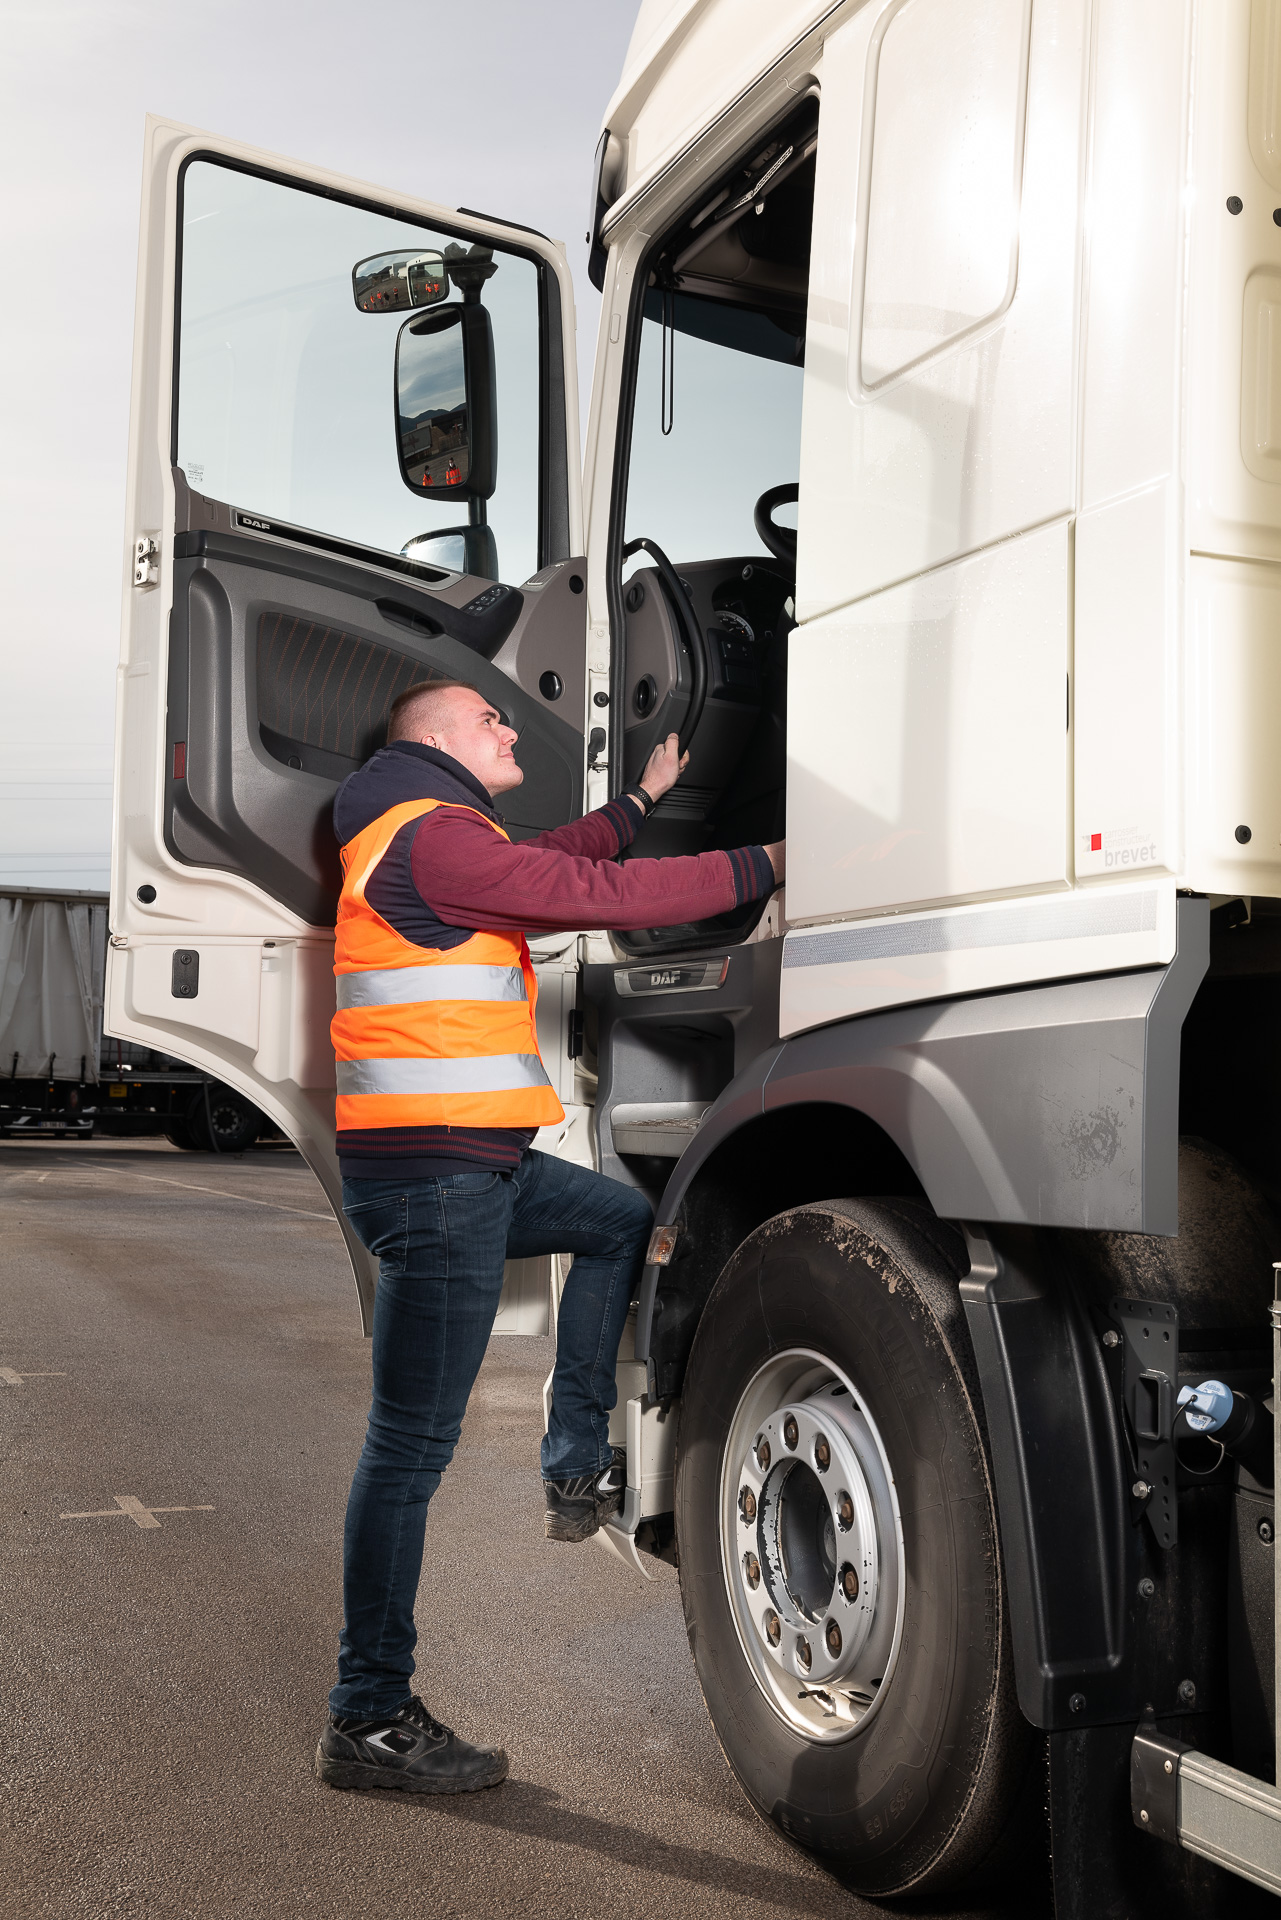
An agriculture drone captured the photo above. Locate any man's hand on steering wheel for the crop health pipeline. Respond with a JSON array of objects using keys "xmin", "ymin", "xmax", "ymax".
[{"xmin": 632, "ymin": 733, "xmax": 689, "ymax": 812}]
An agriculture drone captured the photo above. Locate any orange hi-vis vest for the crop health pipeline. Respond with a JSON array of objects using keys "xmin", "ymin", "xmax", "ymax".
[{"xmin": 332, "ymin": 798, "xmax": 565, "ymax": 1134}]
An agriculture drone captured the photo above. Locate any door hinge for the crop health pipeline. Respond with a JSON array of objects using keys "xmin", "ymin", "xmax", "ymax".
[{"xmin": 133, "ymin": 535, "xmax": 160, "ymax": 587}]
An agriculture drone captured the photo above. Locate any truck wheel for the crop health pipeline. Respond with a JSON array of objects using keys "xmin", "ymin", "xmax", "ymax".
[
  {"xmin": 675, "ymin": 1199, "xmax": 1029, "ymax": 1897},
  {"xmin": 184, "ymin": 1086, "xmax": 262, "ymax": 1154}
]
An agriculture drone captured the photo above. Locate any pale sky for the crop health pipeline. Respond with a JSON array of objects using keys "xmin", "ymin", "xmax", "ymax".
[{"xmin": 0, "ymin": 0, "xmax": 639, "ymax": 890}]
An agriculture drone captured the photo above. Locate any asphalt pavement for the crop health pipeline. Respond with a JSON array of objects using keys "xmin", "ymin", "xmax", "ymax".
[{"xmin": 0, "ymin": 1138, "xmax": 1049, "ymax": 1919}]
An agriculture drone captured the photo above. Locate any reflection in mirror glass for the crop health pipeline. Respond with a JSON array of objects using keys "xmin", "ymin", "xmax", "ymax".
[
  {"xmin": 397, "ymin": 311, "xmax": 469, "ymax": 492},
  {"xmin": 404, "ymin": 530, "xmax": 468, "ymax": 570},
  {"xmin": 352, "ymin": 250, "xmax": 447, "ymax": 313},
  {"xmin": 402, "ymin": 524, "xmax": 499, "ymax": 579}
]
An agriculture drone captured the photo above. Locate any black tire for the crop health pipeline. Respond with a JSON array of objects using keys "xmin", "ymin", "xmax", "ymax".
[
  {"xmin": 163, "ymin": 1122, "xmax": 197, "ymax": 1150},
  {"xmin": 675, "ymin": 1198, "xmax": 1030, "ymax": 1898},
  {"xmin": 183, "ymin": 1085, "xmax": 262, "ymax": 1154}
]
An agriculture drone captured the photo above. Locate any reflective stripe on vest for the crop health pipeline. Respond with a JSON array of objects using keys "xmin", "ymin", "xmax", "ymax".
[
  {"xmin": 336, "ymin": 1053, "xmax": 549, "ymax": 1097},
  {"xmin": 335, "ymin": 963, "xmax": 526, "ymax": 1011},
  {"xmin": 331, "ymin": 796, "xmax": 565, "ymax": 1134}
]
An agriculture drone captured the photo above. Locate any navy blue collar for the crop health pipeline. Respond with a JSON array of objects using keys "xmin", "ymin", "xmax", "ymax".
[
  {"xmin": 384, "ymin": 741, "xmax": 497, "ymax": 812},
  {"xmin": 332, "ymin": 739, "xmax": 502, "ymax": 843}
]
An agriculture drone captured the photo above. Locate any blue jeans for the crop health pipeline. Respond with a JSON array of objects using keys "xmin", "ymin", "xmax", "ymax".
[{"xmin": 330, "ymin": 1150, "xmax": 652, "ymax": 1717}]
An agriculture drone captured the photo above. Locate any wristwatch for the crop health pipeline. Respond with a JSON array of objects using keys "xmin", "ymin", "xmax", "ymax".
[{"xmin": 623, "ymin": 782, "xmax": 657, "ymax": 817}]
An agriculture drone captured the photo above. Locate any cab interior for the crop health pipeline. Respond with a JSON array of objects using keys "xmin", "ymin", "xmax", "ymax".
[{"xmin": 609, "ymin": 96, "xmax": 817, "ymax": 957}]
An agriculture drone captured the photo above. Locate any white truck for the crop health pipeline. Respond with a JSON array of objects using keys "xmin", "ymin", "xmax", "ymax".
[{"xmin": 108, "ymin": 0, "xmax": 1281, "ymax": 1906}]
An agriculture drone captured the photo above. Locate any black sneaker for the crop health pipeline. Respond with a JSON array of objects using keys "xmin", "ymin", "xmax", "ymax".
[
  {"xmin": 544, "ymin": 1448, "xmax": 626, "ymax": 1542},
  {"xmin": 314, "ymin": 1694, "xmax": 509, "ymax": 1795}
]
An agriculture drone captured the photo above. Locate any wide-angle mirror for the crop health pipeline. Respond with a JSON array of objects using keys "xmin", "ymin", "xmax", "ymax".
[
  {"xmin": 352, "ymin": 249, "xmax": 448, "ymax": 314},
  {"xmin": 402, "ymin": 523, "xmax": 499, "ymax": 579},
  {"xmin": 395, "ymin": 304, "xmax": 496, "ymax": 499}
]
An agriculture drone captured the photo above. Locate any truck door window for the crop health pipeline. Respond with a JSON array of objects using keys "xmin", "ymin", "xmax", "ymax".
[
  {"xmin": 176, "ymin": 160, "xmax": 542, "ymax": 584},
  {"xmin": 857, "ymin": 0, "xmax": 1031, "ymax": 389}
]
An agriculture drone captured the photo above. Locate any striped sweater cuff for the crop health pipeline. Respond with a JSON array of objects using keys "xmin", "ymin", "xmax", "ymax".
[
  {"xmin": 599, "ymin": 795, "xmax": 642, "ymax": 851},
  {"xmin": 727, "ymin": 844, "xmax": 777, "ymax": 906}
]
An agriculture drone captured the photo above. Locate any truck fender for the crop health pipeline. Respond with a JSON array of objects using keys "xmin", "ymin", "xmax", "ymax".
[{"xmin": 635, "ymin": 896, "xmax": 1208, "ymax": 1379}]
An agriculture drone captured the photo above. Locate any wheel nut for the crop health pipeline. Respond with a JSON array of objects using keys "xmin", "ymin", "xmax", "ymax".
[
  {"xmin": 756, "ymin": 1438, "xmax": 771, "ymax": 1471},
  {"xmin": 836, "ymin": 1492, "xmax": 854, "ymax": 1530},
  {"xmin": 796, "ymin": 1637, "xmax": 812, "ymax": 1672},
  {"xmin": 840, "ymin": 1562, "xmax": 859, "ymax": 1603},
  {"xmin": 783, "ymin": 1415, "xmax": 798, "ymax": 1451},
  {"xmin": 814, "ymin": 1435, "xmax": 831, "ymax": 1472},
  {"xmin": 764, "ymin": 1609, "xmax": 781, "ymax": 1646},
  {"xmin": 825, "ymin": 1619, "xmax": 842, "ymax": 1657},
  {"xmin": 744, "ymin": 1551, "xmax": 761, "ymax": 1589},
  {"xmin": 739, "ymin": 1486, "xmax": 756, "ymax": 1524}
]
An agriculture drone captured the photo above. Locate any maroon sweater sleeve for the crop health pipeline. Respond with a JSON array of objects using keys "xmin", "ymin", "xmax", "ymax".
[
  {"xmin": 517, "ymin": 795, "xmax": 641, "ymax": 860},
  {"xmin": 410, "ymin": 807, "xmax": 773, "ymax": 933}
]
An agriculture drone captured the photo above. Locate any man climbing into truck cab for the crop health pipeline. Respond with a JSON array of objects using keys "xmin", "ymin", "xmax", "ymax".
[{"xmin": 315, "ymin": 679, "xmax": 785, "ymax": 1796}]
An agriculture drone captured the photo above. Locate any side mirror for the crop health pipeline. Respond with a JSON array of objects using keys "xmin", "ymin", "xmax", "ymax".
[
  {"xmin": 352, "ymin": 250, "xmax": 447, "ymax": 314},
  {"xmin": 395, "ymin": 304, "xmax": 496, "ymax": 501},
  {"xmin": 402, "ymin": 524, "xmax": 499, "ymax": 581}
]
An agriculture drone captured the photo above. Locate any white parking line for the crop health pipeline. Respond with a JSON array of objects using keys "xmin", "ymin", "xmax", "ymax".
[
  {"xmin": 13, "ymin": 1165, "xmax": 334, "ymax": 1222},
  {"xmin": 0, "ymin": 1368, "xmax": 66, "ymax": 1387},
  {"xmin": 60, "ymin": 1494, "xmax": 216, "ymax": 1530}
]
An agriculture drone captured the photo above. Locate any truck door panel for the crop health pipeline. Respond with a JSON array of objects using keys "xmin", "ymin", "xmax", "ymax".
[
  {"xmin": 109, "ymin": 118, "xmax": 584, "ymax": 1322},
  {"xmin": 165, "ymin": 526, "xmax": 583, "ymax": 927}
]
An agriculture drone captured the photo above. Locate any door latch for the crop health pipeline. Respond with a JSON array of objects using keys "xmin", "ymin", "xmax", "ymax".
[{"xmin": 133, "ymin": 535, "xmax": 159, "ymax": 587}]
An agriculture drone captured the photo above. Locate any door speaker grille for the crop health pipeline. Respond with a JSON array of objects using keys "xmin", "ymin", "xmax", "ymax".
[{"xmin": 257, "ymin": 611, "xmax": 445, "ymax": 772}]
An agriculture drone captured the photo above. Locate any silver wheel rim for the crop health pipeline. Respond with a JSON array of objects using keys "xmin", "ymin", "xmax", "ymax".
[{"xmin": 718, "ymin": 1348, "xmax": 905, "ymax": 1742}]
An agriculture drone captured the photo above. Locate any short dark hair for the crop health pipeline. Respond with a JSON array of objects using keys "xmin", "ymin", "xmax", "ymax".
[{"xmin": 386, "ymin": 679, "xmax": 478, "ymax": 743}]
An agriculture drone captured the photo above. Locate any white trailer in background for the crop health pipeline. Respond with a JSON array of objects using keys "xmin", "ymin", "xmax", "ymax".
[{"xmin": 108, "ymin": 2, "xmax": 1281, "ymax": 1905}]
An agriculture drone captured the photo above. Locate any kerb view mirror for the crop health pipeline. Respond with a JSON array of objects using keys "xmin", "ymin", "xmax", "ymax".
[
  {"xmin": 352, "ymin": 250, "xmax": 448, "ymax": 314},
  {"xmin": 395, "ymin": 304, "xmax": 496, "ymax": 501},
  {"xmin": 401, "ymin": 523, "xmax": 499, "ymax": 580}
]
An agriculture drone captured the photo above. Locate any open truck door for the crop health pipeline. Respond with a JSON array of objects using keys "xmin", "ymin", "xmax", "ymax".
[{"xmin": 107, "ymin": 118, "xmax": 585, "ymax": 1323}]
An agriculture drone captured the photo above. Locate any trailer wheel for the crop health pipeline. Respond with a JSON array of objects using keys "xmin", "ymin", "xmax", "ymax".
[
  {"xmin": 675, "ymin": 1199, "xmax": 1029, "ymax": 1897},
  {"xmin": 184, "ymin": 1086, "xmax": 262, "ymax": 1154},
  {"xmin": 163, "ymin": 1116, "xmax": 199, "ymax": 1151}
]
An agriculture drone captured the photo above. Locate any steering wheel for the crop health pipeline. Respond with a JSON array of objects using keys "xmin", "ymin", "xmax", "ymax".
[
  {"xmin": 622, "ymin": 536, "xmax": 710, "ymax": 755},
  {"xmin": 753, "ymin": 482, "xmax": 798, "ymax": 566}
]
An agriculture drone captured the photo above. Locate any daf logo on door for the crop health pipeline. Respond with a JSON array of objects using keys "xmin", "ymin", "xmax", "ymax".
[{"xmin": 615, "ymin": 958, "xmax": 730, "ymax": 997}]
